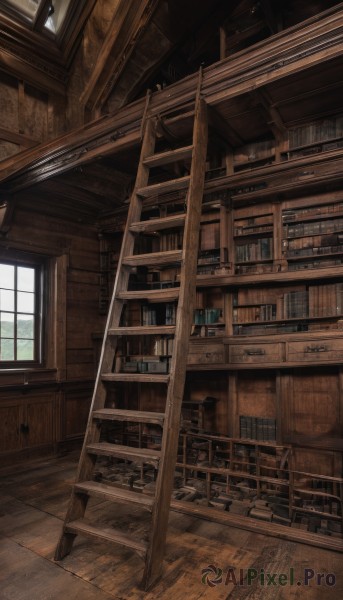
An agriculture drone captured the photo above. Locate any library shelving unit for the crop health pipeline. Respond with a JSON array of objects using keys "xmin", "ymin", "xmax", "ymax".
[{"xmin": 96, "ymin": 111, "xmax": 343, "ymax": 548}]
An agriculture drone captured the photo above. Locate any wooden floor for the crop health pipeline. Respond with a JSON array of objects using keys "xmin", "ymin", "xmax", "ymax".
[{"xmin": 0, "ymin": 451, "xmax": 342, "ymax": 600}]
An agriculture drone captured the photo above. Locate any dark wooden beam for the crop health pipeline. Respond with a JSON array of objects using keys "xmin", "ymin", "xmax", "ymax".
[
  {"xmin": 0, "ymin": 127, "xmax": 39, "ymax": 148},
  {"xmin": 80, "ymin": 0, "xmax": 159, "ymax": 116},
  {"xmin": 252, "ymin": 87, "xmax": 287, "ymax": 137}
]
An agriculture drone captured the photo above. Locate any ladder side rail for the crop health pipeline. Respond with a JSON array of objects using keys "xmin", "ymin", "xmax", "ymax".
[
  {"xmin": 142, "ymin": 98, "xmax": 208, "ymax": 589},
  {"xmin": 54, "ymin": 118, "xmax": 156, "ymax": 560}
]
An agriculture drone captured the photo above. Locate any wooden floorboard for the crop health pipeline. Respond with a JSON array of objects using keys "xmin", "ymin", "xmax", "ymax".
[{"xmin": 0, "ymin": 451, "xmax": 342, "ymax": 599}]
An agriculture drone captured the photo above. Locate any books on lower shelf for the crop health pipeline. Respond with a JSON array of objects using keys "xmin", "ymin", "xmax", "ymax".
[
  {"xmin": 240, "ymin": 416, "xmax": 276, "ymax": 442},
  {"xmin": 141, "ymin": 303, "xmax": 176, "ymax": 326},
  {"xmin": 235, "ymin": 237, "xmax": 272, "ymax": 263},
  {"xmin": 121, "ymin": 355, "xmax": 169, "ymax": 373}
]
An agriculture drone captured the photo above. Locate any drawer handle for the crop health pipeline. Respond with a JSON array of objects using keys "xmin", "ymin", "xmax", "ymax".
[
  {"xmin": 304, "ymin": 345, "xmax": 328, "ymax": 353},
  {"xmin": 244, "ymin": 349, "xmax": 266, "ymax": 356}
]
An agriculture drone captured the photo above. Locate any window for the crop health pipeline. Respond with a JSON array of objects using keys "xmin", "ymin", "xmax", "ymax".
[
  {"xmin": 0, "ymin": 260, "xmax": 43, "ymax": 364},
  {"xmin": 1, "ymin": 0, "xmax": 73, "ymax": 35}
]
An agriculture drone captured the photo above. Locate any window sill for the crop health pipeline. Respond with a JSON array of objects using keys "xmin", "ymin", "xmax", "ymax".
[{"xmin": 0, "ymin": 368, "xmax": 58, "ymax": 388}]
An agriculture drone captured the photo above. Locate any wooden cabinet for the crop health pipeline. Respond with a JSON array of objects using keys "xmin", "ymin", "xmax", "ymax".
[{"xmin": 0, "ymin": 390, "xmax": 57, "ymax": 461}]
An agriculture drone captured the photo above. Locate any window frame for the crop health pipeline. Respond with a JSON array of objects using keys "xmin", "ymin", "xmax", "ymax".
[{"xmin": 0, "ymin": 253, "xmax": 47, "ymax": 368}]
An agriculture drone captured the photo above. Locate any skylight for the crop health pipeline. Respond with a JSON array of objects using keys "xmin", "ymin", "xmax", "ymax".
[
  {"xmin": 44, "ymin": 0, "xmax": 72, "ymax": 34},
  {"xmin": 3, "ymin": 0, "xmax": 73, "ymax": 35}
]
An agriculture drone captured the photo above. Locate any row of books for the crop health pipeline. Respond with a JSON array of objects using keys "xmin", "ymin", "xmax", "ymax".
[
  {"xmin": 283, "ymin": 203, "xmax": 343, "ymax": 222},
  {"xmin": 284, "ymin": 291, "xmax": 309, "ymax": 319},
  {"xmin": 283, "ymin": 138, "xmax": 343, "ymax": 160},
  {"xmin": 235, "ymin": 238, "xmax": 272, "ymax": 263},
  {"xmin": 286, "ymin": 244, "xmax": 343, "ymax": 258},
  {"xmin": 233, "ymin": 304, "xmax": 277, "ymax": 324},
  {"xmin": 288, "ymin": 257, "xmax": 343, "ymax": 271},
  {"xmin": 197, "ymin": 249, "xmax": 220, "ymax": 265},
  {"xmin": 240, "ymin": 416, "xmax": 276, "ymax": 442},
  {"xmin": 288, "ymin": 117, "xmax": 343, "ymax": 149},
  {"xmin": 283, "ymin": 217, "xmax": 343, "ymax": 238},
  {"xmin": 153, "ymin": 336, "xmax": 174, "ymax": 356},
  {"xmin": 121, "ymin": 356, "xmax": 169, "ymax": 374},
  {"xmin": 194, "ymin": 308, "xmax": 222, "ymax": 325},
  {"xmin": 141, "ymin": 303, "xmax": 176, "ymax": 326},
  {"xmin": 234, "ymin": 263, "xmax": 274, "ymax": 275}
]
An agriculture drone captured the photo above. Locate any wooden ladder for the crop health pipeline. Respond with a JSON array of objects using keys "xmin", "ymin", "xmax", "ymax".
[{"xmin": 55, "ymin": 83, "xmax": 208, "ymax": 590}]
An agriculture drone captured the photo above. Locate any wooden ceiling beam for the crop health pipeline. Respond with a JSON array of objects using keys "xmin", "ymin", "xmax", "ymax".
[
  {"xmin": 80, "ymin": 0, "xmax": 159, "ymax": 116},
  {"xmin": 0, "ymin": 127, "xmax": 39, "ymax": 148},
  {"xmin": 251, "ymin": 87, "xmax": 287, "ymax": 138}
]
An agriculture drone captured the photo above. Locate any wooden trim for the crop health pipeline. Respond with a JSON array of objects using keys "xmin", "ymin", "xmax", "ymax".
[{"xmin": 48, "ymin": 254, "xmax": 68, "ymax": 380}]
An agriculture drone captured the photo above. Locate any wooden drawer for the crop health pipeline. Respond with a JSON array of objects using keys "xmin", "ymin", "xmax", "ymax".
[
  {"xmin": 287, "ymin": 338, "xmax": 343, "ymax": 363},
  {"xmin": 187, "ymin": 341, "xmax": 225, "ymax": 365},
  {"xmin": 229, "ymin": 342, "xmax": 281, "ymax": 364}
]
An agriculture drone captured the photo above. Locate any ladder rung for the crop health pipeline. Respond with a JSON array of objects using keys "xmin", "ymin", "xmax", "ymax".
[
  {"xmin": 87, "ymin": 442, "xmax": 161, "ymax": 467},
  {"xmin": 129, "ymin": 213, "xmax": 186, "ymax": 233},
  {"xmin": 137, "ymin": 175, "xmax": 190, "ymax": 198},
  {"xmin": 93, "ymin": 408, "xmax": 165, "ymax": 426},
  {"xmin": 74, "ymin": 481, "xmax": 155, "ymax": 509},
  {"xmin": 65, "ymin": 520, "xmax": 147, "ymax": 558},
  {"xmin": 117, "ymin": 288, "xmax": 179, "ymax": 302},
  {"xmin": 109, "ymin": 325, "xmax": 175, "ymax": 335},
  {"xmin": 123, "ymin": 249, "xmax": 182, "ymax": 267},
  {"xmin": 143, "ymin": 145, "xmax": 193, "ymax": 168},
  {"xmin": 102, "ymin": 373, "xmax": 169, "ymax": 384}
]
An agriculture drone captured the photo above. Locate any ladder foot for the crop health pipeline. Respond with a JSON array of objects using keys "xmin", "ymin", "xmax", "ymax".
[
  {"xmin": 54, "ymin": 531, "xmax": 77, "ymax": 561},
  {"xmin": 140, "ymin": 565, "xmax": 163, "ymax": 592}
]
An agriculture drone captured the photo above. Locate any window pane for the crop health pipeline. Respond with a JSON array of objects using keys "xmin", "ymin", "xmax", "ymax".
[
  {"xmin": 17, "ymin": 315, "xmax": 34, "ymax": 339},
  {"xmin": 0, "ymin": 264, "xmax": 14, "ymax": 289},
  {"xmin": 0, "ymin": 289, "xmax": 15, "ymax": 311},
  {"xmin": 1, "ymin": 338, "xmax": 14, "ymax": 360},
  {"xmin": 18, "ymin": 266, "xmax": 35, "ymax": 292},
  {"xmin": 17, "ymin": 291, "xmax": 34, "ymax": 313},
  {"xmin": 17, "ymin": 339, "xmax": 34, "ymax": 360},
  {"xmin": 1, "ymin": 313, "xmax": 14, "ymax": 338}
]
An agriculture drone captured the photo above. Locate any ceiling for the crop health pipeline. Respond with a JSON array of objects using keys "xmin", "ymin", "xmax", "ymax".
[{"xmin": 0, "ymin": 0, "xmax": 343, "ymax": 227}]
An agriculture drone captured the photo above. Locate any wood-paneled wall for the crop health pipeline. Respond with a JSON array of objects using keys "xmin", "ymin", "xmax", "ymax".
[{"xmin": 0, "ymin": 207, "xmax": 105, "ymax": 464}]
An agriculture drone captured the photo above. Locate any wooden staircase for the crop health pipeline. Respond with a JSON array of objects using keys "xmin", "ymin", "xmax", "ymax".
[{"xmin": 54, "ymin": 84, "xmax": 208, "ymax": 590}]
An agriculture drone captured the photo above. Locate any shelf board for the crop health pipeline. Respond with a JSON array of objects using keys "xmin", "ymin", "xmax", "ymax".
[
  {"xmin": 233, "ymin": 314, "xmax": 343, "ymax": 327},
  {"xmin": 234, "ymin": 229, "xmax": 273, "ymax": 239},
  {"xmin": 286, "ymin": 250, "xmax": 343, "ymax": 261}
]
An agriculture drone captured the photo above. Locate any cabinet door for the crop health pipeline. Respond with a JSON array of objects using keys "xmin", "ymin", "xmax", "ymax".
[
  {"xmin": 24, "ymin": 395, "xmax": 55, "ymax": 448},
  {"xmin": 0, "ymin": 400, "xmax": 23, "ymax": 452}
]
